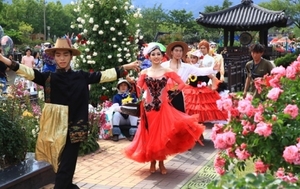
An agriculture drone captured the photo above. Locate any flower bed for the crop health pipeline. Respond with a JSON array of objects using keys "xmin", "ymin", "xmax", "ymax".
[{"xmin": 211, "ymin": 55, "xmax": 300, "ymax": 185}]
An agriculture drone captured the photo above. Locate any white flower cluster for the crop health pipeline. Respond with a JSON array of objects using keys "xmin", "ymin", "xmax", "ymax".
[{"xmin": 71, "ymin": 0, "xmax": 143, "ymax": 65}]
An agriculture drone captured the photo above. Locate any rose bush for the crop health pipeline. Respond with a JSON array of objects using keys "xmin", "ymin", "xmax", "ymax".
[{"xmin": 212, "ymin": 55, "xmax": 300, "ymax": 183}]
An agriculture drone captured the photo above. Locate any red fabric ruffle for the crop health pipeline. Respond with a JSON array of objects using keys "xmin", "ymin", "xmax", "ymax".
[
  {"xmin": 124, "ymin": 101, "xmax": 205, "ymax": 163},
  {"xmin": 183, "ymin": 85, "xmax": 227, "ymax": 122}
]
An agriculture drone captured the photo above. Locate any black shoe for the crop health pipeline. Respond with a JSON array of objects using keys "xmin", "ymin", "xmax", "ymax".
[
  {"xmin": 112, "ymin": 135, "xmax": 119, "ymax": 142},
  {"xmin": 69, "ymin": 184, "xmax": 80, "ymax": 189},
  {"xmin": 128, "ymin": 135, "xmax": 134, "ymax": 141}
]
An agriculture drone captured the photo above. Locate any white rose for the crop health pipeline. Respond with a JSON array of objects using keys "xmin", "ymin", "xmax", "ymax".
[
  {"xmin": 139, "ymin": 14, "xmax": 143, "ymax": 18},
  {"xmin": 139, "ymin": 35, "xmax": 144, "ymax": 39},
  {"xmin": 129, "ymin": 5, "xmax": 134, "ymax": 9},
  {"xmin": 125, "ymin": 53, "xmax": 130, "ymax": 57},
  {"xmin": 133, "ymin": 13, "xmax": 138, "ymax": 18},
  {"xmin": 78, "ymin": 24, "xmax": 83, "ymax": 28},
  {"xmin": 115, "ymin": 19, "xmax": 120, "ymax": 23},
  {"xmin": 91, "ymin": 41, "xmax": 95, "ymax": 45},
  {"xmin": 86, "ymin": 40, "xmax": 90, "ymax": 45},
  {"xmin": 77, "ymin": 17, "xmax": 82, "ymax": 22},
  {"xmin": 108, "ymin": 55, "xmax": 112, "ymax": 59},
  {"xmin": 118, "ymin": 58, "xmax": 123, "ymax": 62},
  {"xmin": 93, "ymin": 52, "xmax": 97, "ymax": 56},
  {"xmin": 89, "ymin": 17, "xmax": 94, "ymax": 23},
  {"xmin": 124, "ymin": 6, "xmax": 128, "ymax": 10},
  {"xmin": 110, "ymin": 27, "xmax": 115, "ymax": 31},
  {"xmin": 135, "ymin": 24, "xmax": 139, "ymax": 27},
  {"xmin": 117, "ymin": 48, "xmax": 122, "ymax": 51},
  {"xmin": 98, "ymin": 30, "xmax": 104, "ymax": 35},
  {"xmin": 81, "ymin": 19, "xmax": 85, "ymax": 24},
  {"xmin": 118, "ymin": 32, "xmax": 122, "ymax": 35},
  {"xmin": 112, "ymin": 37, "xmax": 116, "ymax": 41},
  {"xmin": 104, "ymin": 20, "xmax": 109, "ymax": 24},
  {"xmin": 88, "ymin": 4, "xmax": 94, "ymax": 9},
  {"xmin": 113, "ymin": 6, "xmax": 117, "ymax": 10},
  {"xmin": 85, "ymin": 48, "xmax": 90, "ymax": 52},
  {"xmin": 84, "ymin": 14, "xmax": 88, "ymax": 18},
  {"xmin": 86, "ymin": 55, "xmax": 91, "ymax": 59},
  {"xmin": 126, "ymin": 41, "xmax": 131, "ymax": 45},
  {"xmin": 70, "ymin": 25, "xmax": 75, "ymax": 29},
  {"xmin": 113, "ymin": 45, "xmax": 117, "ymax": 48},
  {"xmin": 94, "ymin": 24, "xmax": 99, "ymax": 28},
  {"xmin": 123, "ymin": 47, "xmax": 128, "ymax": 51},
  {"xmin": 117, "ymin": 54, "xmax": 121, "ymax": 57},
  {"xmin": 83, "ymin": 29, "xmax": 88, "ymax": 34}
]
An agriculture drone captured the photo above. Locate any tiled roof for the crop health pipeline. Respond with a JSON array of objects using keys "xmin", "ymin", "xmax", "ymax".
[{"xmin": 196, "ymin": 0, "xmax": 289, "ymax": 30}]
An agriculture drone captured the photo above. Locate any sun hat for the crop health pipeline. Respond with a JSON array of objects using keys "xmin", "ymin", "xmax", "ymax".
[
  {"xmin": 117, "ymin": 79, "xmax": 131, "ymax": 90},
  {"xmin": 45, "ymin": 38, "xmax": 81, "ymax": 56},
  {"xmin": 166, "ymin": 41, "xmax": 188, "ymax": 58},
  {"xmin": 191, "ymin": 49, "xmax": 203, "ymax": 58}
]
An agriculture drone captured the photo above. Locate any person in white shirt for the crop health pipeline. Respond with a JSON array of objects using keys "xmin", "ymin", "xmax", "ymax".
[{"xmin": 161, "ymin": 41, "xmax": 218, "ymax": 113}]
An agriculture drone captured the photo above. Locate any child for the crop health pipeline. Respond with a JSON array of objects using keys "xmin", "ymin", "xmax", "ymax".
[{"xmin": 112, "ymin": 79, "xmax": 139, "ymax": 141}]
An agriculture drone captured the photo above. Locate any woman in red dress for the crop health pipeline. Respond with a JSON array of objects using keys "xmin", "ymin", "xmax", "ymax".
[{"xmin": 124, "ymin": 45, "xmax": 205, "ymax": 174}]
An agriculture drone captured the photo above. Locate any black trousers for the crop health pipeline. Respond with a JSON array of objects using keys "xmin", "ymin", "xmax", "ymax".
[
  {"xmin": 169, "ymin": 91, "xmax": 185, "ymax": 113},
  {"xmin": 54, "ymin": 134, "xmax": 80, "ymax": 189}
]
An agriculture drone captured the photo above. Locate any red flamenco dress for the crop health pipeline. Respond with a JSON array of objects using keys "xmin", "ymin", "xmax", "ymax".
[
  {"xmin": 124, "ymin": 72, "xmax": 205, "ymax": 163},
  {"xmin": 183, "ymin": 75, "xmax": 227, "ymax": 123}
]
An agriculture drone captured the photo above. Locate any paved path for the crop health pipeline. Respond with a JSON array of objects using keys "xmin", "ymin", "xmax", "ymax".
[{"xmin": 42, "ymin": 123, "xmax": 217, "ymax": 189}]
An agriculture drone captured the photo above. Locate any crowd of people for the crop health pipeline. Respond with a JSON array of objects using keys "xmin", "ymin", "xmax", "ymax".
[{"xmin": 0, "ymin": 34, "xmax": 274, "ymax": 188}]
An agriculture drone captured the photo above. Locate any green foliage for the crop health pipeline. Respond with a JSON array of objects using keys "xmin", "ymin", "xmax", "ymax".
[
  {"xmin": 71, "ymin": 0, "xmax": 140, "ymax": 104},
  {"xmin": 0, "ymin": 81, "xmax": 44, "ymax": 168},
  {"xmin": 274, "ymin": 52, "xmax": 299, "ymax": 68},
  {"xmin": 207, "ymin": 172, "xmax": 300, "ymax": 189},
  {"xmin": 79, "ymin": 110, "xmax": 100, "ymax": 156},
  {"xmin": 0, "ymin": 105, "xmax": 27, "ymax": 167}
]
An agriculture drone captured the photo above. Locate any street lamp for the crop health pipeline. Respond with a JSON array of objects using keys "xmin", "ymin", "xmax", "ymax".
[{"xmin": 47, "ymin": 26, "xmax": 50, "ymax": 40}]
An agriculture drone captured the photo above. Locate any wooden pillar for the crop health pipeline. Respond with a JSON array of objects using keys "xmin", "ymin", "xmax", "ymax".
[
  {"xmin": 230, "ymin": 30, "xmax": 234, "ymax": 46},
  {"xmin": 224, "ymin": 30, "xmax": 228, "ymax": 47},
  {"xmin": 259, "ymin": 28, "xmax": 268, "ymax": 46}
]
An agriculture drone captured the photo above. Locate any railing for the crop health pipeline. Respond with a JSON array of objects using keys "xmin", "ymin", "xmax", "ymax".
[{"xmin": 223, "ymin": 53, "xmax": 250, "ymax": 92}]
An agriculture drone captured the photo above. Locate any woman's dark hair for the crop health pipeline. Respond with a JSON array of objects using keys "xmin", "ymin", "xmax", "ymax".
[{"xmin": 33, "ymin": 51, "xmax": 39, "ymax": 58}]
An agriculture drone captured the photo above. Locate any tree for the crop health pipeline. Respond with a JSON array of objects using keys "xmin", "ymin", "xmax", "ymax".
[
  {"xmin": 71, "ymin": 0, "xmax": 141, "ymax": 104},
  {"xmin": 259, "ymin": 0, "xmax": 299, "ymax": 28},
  {"xmin": 138, "ymin": 4, "xmax": 169, "ymax": 42},
  {"xmin": 167, "ymin": 9, "xmax": 194, "ymax": 35}
]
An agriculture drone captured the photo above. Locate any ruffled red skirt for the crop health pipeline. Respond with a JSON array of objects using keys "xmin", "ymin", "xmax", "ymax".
[
  {"xmin": 183, "ymin": 85, "xmax": 227, "ymax": 123},
  {"xmin": 124, "ymin": 101, "xmax": 205, "ymax": 163}
]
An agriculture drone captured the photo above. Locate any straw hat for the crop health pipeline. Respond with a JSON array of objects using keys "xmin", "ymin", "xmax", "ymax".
[
  {"xmin": 166, "ymin": 41, "xmax": 188, "ymax": 58},
  {"xmin": 45, "ymin": 38, "xmax": 81, "ymax": 56}
]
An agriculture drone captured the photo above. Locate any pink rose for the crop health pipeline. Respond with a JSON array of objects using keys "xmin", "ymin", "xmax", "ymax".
[
  {"xmin": 254, "ymin": 122, "xmax": 272, "ymax": 137},
  {"xmin": 214, "ymin": 155, "xmax": 226, "ymax": 167},
  {"xmin": 226, "ymin": 147, "xmax": 236, "ymax": 158},
  {"xmin": 254, "ymin": 78, "xmax": 263, "ymax": 94},
  {"xmin": 237, "ymin": 99, "xmax": 254, "ymax": 115},
  {"xmin": 275, "ymin": 168, "xmax": 285, "ymax": 178},
  {"xmin": 283, "ymin": 145, "xmax": 299, "ymax": 164},
  {"xmin": 254, "ymin": 112, "xmax": 263, "ymax": 123},
  {"xmin": 285, "ymin": 65, "xmax": 297, "ymax": 79},
  {"xmin": 235, "ymin": 148, "xmax": 251, "ymax": 160},
  {"xmin": 255, "ymin": 160, "xmax": 269, "ymax": 173},
  {"xmin": 223, "ymin": 131, "xmax": 236, "ymax": 146},
  {"xmin": 215, "ymin": 166, "xmax": 226, "ymax": 175},
  {"xmin": 214, "ymin": 134, "xmax": 228, "ymax": 149},
  {"xmin": 271, "ymin": 66, "xmax": 286, "ymax": 77},
  {"xmin": 283, "ymin": 104, "xmax": 299, "ymax": 119},
  {"xmin": 268, "ymin": 75, "xmax": 281, "ymax": 88},
  {"xmin": 267, "ymin": 87, "xmax": 283, "ymax": 101}
]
